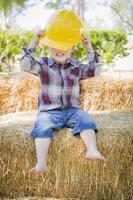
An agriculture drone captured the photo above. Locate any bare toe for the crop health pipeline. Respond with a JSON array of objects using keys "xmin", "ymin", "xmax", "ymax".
[
  {"xmin": 29, "ymin": 165, "xmax": 48, "ymax": 175},
  {"xmin": 85, "ymin": 150, "xmax": 105, "ymax": 162},
  {"xmin": 29, "ymin": 168, "xmax": 37, "ymax": 174}
]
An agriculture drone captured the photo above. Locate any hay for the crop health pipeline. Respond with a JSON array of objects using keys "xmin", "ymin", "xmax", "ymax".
[
  {"xmin": 0, "ymin": 73, "xmax": 133, "ymax": 116},
  {"xmin": 0, "ymin": 72, "xmax": 40, "ymax": 116},
  {"xmin": 0, "ymin": 111, "xmax": 133, "ymax": 200},
  {"xmin": 2, "ymin": 198, "xmax": 78, "ymax": 200},
  {"xmin": 80, "ymin": 77, "xmax": 133, "ymax": 111}
]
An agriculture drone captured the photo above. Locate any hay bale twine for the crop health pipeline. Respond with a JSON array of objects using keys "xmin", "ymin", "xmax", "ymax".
[{"xmin": 0, "ymin": 111, "xmax": 133, "ymax": 200}]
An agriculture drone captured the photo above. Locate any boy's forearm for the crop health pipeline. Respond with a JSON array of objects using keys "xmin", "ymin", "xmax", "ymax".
[
  {"xmin": 21, "ymin": 30, "xmax": 45, "ymax": 75},
  {"xmin": 28, "ymin": 37, "xmax": 39, "ymax": 49},
  {"xmin": 82, "ymin": 34, "xmax": 93, "ymax": 52},
  {"xmin": 86, "ymin": 44, "xmax": 93, "ymax": 52},
  {"xmin": 80, "ymin": 50, "xmax": 103, "ymax": 79},
  {"xmin": 20, "ymin": 42, "xmax": 41, "ymax": 75},
  {"xmin": 20, "ymin": 55, "xmax": 41, "ymax": 76}
]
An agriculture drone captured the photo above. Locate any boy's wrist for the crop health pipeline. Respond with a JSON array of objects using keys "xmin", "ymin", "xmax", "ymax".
[
  {"xmin": 34, "ymin": 35, "xmax": 40, "ymax": 44},
  {"xmin": 86, "ymin": 45, "xmax": 93, "ymax": 52},
  {"xmin": 28, "ymin": 39, "xmax": 38, "ymax": 49},
  {"xmin": 27, "ymin": 47, "xmax": 36, "ymax": 53},
  {"xmin": 87, "ymin": 49, "xmax": 94, "ymax": 53},
  {"xmin": 87, "ymin": 51, "xmax": 95, "ymax": 62}
]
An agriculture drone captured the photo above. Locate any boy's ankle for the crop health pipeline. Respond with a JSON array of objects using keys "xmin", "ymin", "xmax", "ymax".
[{"xmin": 87, "ymin": 145, "xmax": 97, "ymax": 152}]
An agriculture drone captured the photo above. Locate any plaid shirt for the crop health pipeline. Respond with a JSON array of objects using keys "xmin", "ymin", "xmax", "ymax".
[{"xmin": 21, "ymin": 48, "xmax": 101, "ymax": 111}]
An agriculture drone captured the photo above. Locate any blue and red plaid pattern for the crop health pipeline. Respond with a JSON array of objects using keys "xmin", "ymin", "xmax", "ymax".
[{"xmin": 21, "ymin": 48, "xmax": 101, "ymax": 111}]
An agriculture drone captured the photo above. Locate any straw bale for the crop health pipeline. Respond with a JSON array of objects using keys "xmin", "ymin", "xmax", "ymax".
[
  {"xmin": 80, "ymin": 77, "xmax": 133, "ymax": 111},
  {"xmin": 0, "ymin": 73, "xmax": 133, "ymax": 116},
  {"xmin": 0, "ymin": 72, "xmax": 40, "ymax": 116},
  {"xmin": 2, "ymin": 198, "xmax": 78, "ymax": 200},
  {"xmin": 0, "ymin": 111, "xmax": 133, "ymax": 200}
]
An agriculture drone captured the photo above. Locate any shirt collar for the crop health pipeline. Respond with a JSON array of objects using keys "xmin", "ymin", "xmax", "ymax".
[
  {"xmin": 48, "ymin": 57, "xmax": 76, "ymax": 67},
  {"xmin": 65, "ymin": 57, "xmax": 76, "ymax": 65},
  {"xmin": 47, "ymin": 57, "xmax": 55, "ymax": 67}
]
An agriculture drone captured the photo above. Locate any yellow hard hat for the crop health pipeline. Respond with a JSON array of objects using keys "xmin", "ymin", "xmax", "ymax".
[{"xmin": 40, "ymin": 9, "xmax": 82, "ymax": 50}]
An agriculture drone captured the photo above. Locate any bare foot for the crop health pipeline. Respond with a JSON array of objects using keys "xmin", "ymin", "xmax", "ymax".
[
  {"xmin": 29, "ymin": 163, "xmax": 48, "ymax": 174},
  {"xmin": 85, "ymin": 149, "xmax": 105, "ymax": 161}
]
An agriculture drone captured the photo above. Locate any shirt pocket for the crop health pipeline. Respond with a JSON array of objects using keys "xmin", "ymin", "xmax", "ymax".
[{"xmin": 67, "ymin": 66, "xmax": 80, "ymax": 80}]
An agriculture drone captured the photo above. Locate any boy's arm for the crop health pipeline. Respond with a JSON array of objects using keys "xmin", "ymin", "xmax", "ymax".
[
  {"xmin": 79, "ymin": 34, "xmax": 103, "ymax": 80},
  {"xmin": 20, "ymin": 30, "xmax": 45, "ymax": 76},
  {"xmin": 20, "ymin": 48, "xmax": 41, "ymax": 76},
  {"xmin": 80, "ymin": 50, "xmax": 103, "ymax": 80}
]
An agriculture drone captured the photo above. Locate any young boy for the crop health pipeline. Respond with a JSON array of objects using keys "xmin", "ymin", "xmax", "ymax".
[{"xmin": 21, "ymin": 10, "xmax": 105, "ymax": 174}]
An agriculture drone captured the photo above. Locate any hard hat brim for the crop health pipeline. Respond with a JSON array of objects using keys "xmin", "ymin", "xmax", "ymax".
[{"xmin": 41, "ymin": 37, "xmax": 81, "ymax": 51}]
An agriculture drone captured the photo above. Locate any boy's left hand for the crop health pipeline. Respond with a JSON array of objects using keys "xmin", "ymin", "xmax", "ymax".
[{"xmin": 81, "ymin": 34, "xmax": 93, "ymax": 52}]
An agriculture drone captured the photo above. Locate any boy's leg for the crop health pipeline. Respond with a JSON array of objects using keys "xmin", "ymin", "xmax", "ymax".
[
  {"xmin": 80, "ymin": 129, "xmax": 105, "ymax": 161},
  {"xmin": 29, "ymin": 138, "xmax": 51, "ymax": 174},
  {"xmin": 29, "ymin": 110, "xmax": 64, "ymax": 174},
  {"xmin": 65, "ymin": 108, "xmax": 105, "ymax": 161}
]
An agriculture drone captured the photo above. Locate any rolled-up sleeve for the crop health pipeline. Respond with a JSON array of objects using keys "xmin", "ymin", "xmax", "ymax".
[
  {"xmin": 80, "ymin": 50, "xmax": 103, "ymax": 80},
  {"xmin": 20, "ymin": 47, "xmax": 41, "ymax": 76}
]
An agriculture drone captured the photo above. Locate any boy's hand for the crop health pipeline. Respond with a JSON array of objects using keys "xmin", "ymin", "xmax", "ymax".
[
  {"xmin": 34, "ymin": 29, "xmax": 46, "ymax": 44},
  {"xmin": 29, "ymin": 29, "xmax": 46, "ymax": 49},
  {"xmin": 81, "ymin": 34, "xmax": 93, "ymax": 52}
]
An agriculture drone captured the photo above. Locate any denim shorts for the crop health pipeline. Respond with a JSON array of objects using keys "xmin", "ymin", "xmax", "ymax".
[{"xmin": 30, "ymin": 106, "xmax": 98, "ymax": 138}]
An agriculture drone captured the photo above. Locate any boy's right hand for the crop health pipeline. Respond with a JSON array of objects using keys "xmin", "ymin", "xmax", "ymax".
[
  {"xmin": 34, "ymin": 29, "xmax": 46, "ymax": 44},
  {"xmin": 29, "ymin": 29, "xmax": 46, "ymax": 49}
]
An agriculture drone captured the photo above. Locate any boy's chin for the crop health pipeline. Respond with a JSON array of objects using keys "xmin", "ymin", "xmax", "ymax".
[{"xmin": 54, "ymin": 57, "xmax": 67, "ymax": 64}]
